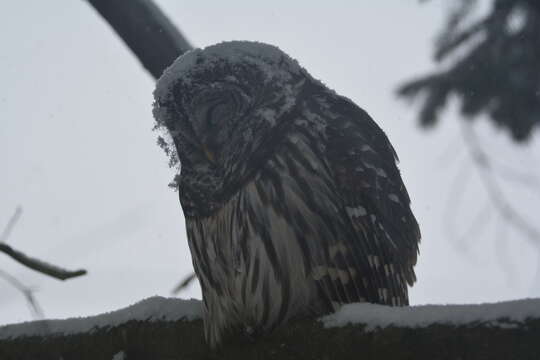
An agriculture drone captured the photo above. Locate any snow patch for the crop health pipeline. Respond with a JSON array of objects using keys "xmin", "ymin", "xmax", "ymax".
[
  {"xmin": 0, "ymin": 296, "xmax": 201, "ymax": 340},
  {"xmin": 154, "ymin": 41, "xmax": 304, "ymax": 104},
  {"xmin": 321, "ymin": 298, "xmax": 540, "ymax": 330}
]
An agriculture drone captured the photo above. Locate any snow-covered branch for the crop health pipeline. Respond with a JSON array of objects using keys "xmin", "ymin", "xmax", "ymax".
[{"xmin": 1, "ymin": 297, "xmax": 539, "ymax": 359}]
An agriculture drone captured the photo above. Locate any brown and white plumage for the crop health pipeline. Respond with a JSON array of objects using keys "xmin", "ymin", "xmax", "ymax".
[{"xmin": 153, "ymin": 41, "xmax": 420, "ymax": 347}]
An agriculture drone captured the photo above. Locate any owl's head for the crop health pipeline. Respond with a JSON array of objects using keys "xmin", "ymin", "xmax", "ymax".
[{"xmin": 153, "ymin": 41, "xmax": 315, "ymax": 215}]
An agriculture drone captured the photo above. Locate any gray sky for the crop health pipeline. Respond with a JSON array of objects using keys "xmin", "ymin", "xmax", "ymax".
[{"xmin": 1, "ymin": 1, "xmax": 539, "ymax": 326}]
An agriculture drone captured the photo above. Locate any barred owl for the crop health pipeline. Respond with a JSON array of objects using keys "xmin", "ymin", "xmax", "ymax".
[{"xmin": 153, "ymin": 41, "xmax": 420, "ymax": 347}]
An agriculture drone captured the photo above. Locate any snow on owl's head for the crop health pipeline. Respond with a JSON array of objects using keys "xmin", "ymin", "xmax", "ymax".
[{"xmin": 152, "ymin": 41, "xmax": 312, "ymax": 215}]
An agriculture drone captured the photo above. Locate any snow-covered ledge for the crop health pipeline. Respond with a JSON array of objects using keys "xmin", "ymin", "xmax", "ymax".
[
  {"xmin": 321, "ymin": 297, "xmax": 540, "ymax": 329},
  {"xmin": 1, "ymin": 297, "xmax": 540, "ymax": 360},
  {"xmin": 0, "ymin": 297, "xmax": 201, "ymax": 340}
]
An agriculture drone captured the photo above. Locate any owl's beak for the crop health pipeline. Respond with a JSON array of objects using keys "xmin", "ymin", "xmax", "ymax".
[{"xmin": 202, "ymin": 145, "xmax": 216, "ymax": 163}]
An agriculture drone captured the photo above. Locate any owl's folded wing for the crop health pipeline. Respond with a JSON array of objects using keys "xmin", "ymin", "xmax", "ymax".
[{"xmin": 323, "ymin": 96, "xmax": 421, "ymax": 306}]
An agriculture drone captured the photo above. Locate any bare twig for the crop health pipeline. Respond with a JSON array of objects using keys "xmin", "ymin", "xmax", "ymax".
[
  {"xmin": 532, "ymin": 251, "xmax": 540, "ymax": 295},
  {"xmin": 494, "ymin": 162, "xmax": 540, "ymax": 197},
  {"xmin": 454, "ymin": 200, "xmax": 493, "ymax": 256},
  {"xmin": 1, "ymin": 208, "xmax": 87, "ymax": 281},
  {"xmin": 0, "ymin": 269, "xmax": 44, "ymax": 319},
  {"xmin": 494, "ymin": 215, "xmax": 516, "ymax": 288},
  {"xmin": 171, "ymin": 272, "xmax": 197, "ymax": 294},
  {"xmin": 443, "ymin": 159, "xmax": 473, "ymax": 243},
  {"xmin": 460, "ymin": 122, "xmax": 540, "ymax": 246},
  {"xmin": 435, "ymin": 134, "xmax": 463, "ymax": 168},
  {"xmin": 0, "ymin": 243, "xmax": 87, "ymax": 281},
  {"xmin": 0, "ymin": 206, "xmax": 22, "ymax": 243}
]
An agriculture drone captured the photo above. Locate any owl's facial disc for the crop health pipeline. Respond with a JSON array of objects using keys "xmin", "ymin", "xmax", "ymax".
[{"xmin": 191, "ymin": 85, "xmax": 249, "ymax": 162}]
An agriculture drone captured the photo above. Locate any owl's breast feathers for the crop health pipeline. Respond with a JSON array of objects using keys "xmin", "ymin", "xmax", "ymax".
[{"xmin": 186, "ymin": 88, "xmax": 420, "ymax": 346}]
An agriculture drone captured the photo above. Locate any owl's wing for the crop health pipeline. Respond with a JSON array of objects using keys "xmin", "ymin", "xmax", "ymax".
[{"xmin": 321, "ymin": 95, "xmax": 420, "ymax": 306}]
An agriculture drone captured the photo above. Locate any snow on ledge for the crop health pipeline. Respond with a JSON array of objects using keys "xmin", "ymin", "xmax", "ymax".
[
  {"xmin": 2, "ymin": 297, "xmax": 539, "ymax": 340},
  {"xmin": 321, "ymin": 298, "xmax": 540, "ymax": 330},
  {"xmin": 0, "ymin": 296, "xmax": 201, "ymax": 340}
]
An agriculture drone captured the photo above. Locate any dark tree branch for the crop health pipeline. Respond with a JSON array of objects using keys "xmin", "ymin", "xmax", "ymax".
[
  {"xmin": 86, "ymin": 0, "xmax": 193, "ymax": 79},
  {"xmin": 0, "ymin": 243, "xmax": 87, "ymax": 281}
]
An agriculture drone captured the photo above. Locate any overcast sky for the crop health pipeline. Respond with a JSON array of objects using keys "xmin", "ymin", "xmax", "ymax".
[{"xmin": 1, "ymin": 1, "xmax": 539, "ymax": 326}]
